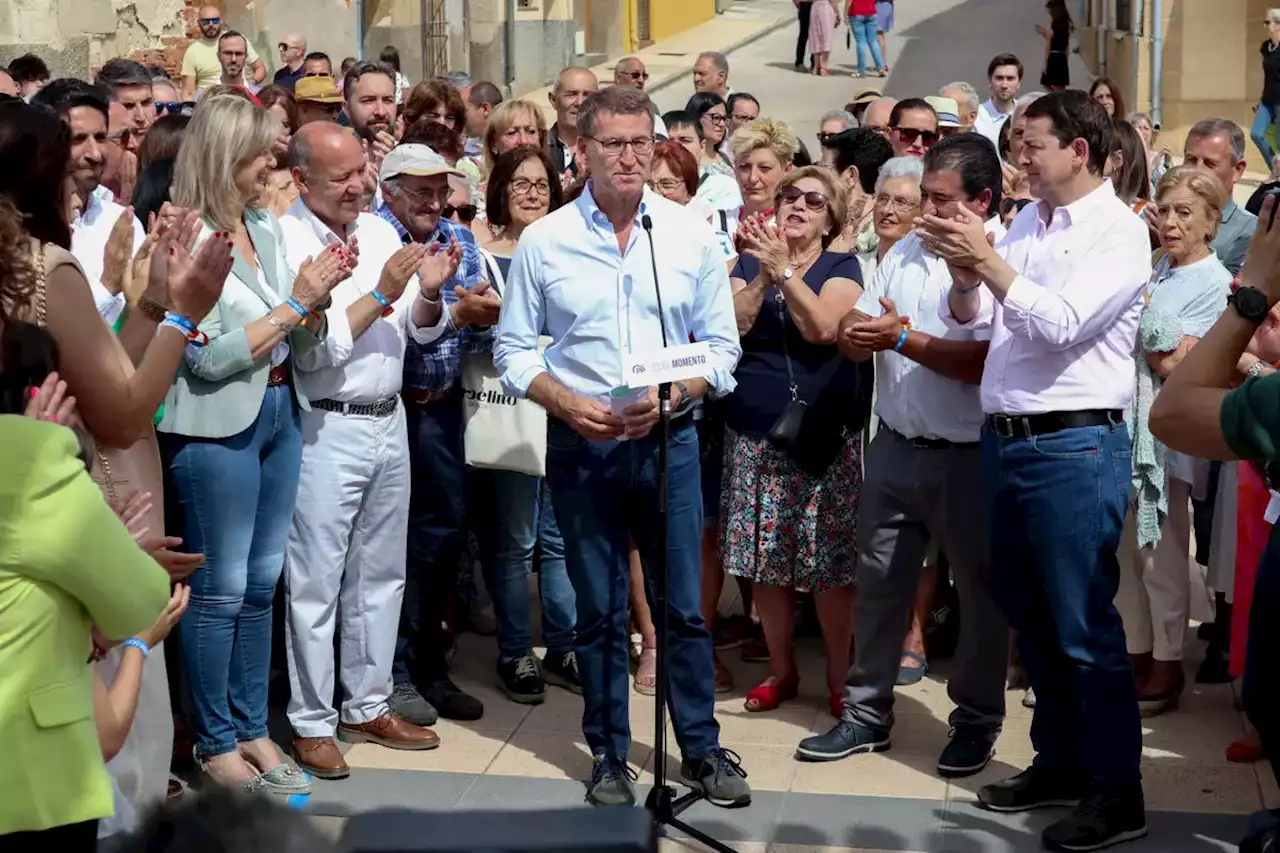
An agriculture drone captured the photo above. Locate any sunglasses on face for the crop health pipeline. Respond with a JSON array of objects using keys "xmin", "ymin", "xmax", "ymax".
[
  {"xmin": 444, "ymin": 203, "xmax": 478, "ymax": 222},
  {"xmin": 199, "ymin": 17, "xmax": 220, "ymax": 25},
  {"xmin": 893, "ymin": 126, "xmax": 940, "ymax": 148},
  {"xmin": 776, "ymin": 185, "xmax": 829, "ymax": 210},
  {"xmin": 156, "ymin": 101, "xmax": 195, "ymax": 115},
  {"xmin": 622, "ymin": 70, "xmax": 650, "ymax": 81}
]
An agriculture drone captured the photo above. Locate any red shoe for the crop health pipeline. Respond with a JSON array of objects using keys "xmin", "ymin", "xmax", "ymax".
[
  {"xmin": 1227, "ymin": 739, "xmax": 1263, "ymax": 763},
  {"xmin": 830, "ymin": 692, "xmax": 844, "ymax": 719},
  {"xmin": 744, "ymin": 676, "xmax": 799, "ymax": 712}
]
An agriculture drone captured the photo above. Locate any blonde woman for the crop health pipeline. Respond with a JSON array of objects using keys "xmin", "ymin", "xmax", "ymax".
[
  {"xmin": 162, "ymin": 96, "xmax": 351, "ymax": 794},
  {"xmin": 482, "ymin": 99, "xmax": 548, "ymax": 176},
  {"xmin": 723, "ymin": 166, "xmax": 866, "ymax": 718},
  {"xmin": 730, "ymin": 118, "xmax": 798, "ymax": 224},
  {"xmin": 1116, "ymin": 167, "xmax": 1232, "ymax": 718}
]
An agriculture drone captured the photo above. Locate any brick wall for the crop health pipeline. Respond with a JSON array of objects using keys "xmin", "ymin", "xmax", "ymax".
[{"xmin": 128, "ymin": 0, "xmax": 198, "ymax": 78}]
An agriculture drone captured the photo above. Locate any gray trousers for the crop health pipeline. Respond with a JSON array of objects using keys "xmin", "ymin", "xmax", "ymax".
[{"xmin": 844, "ymin": 428, "xmax": 1008, "ymax": 735}]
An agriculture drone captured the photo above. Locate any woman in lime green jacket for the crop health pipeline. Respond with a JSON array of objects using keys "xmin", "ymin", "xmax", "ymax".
[{"xmin": 0, "ymin": 412, "xmax": 170, "ymax": 848}]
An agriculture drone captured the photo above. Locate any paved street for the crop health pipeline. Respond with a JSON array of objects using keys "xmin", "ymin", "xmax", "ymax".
[{"xmin": 652, "ymin": 0, "xmax": 1092, "ymax": 154}]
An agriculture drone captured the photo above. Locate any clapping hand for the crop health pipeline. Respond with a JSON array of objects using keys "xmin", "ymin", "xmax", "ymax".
[
  {"xmin": 842, "ymin": 297, "xmax": 911, "ymax": 355},
  {"xmin": 737, "ymin": 215, "xmax": 791, "ymax": 280},
  {"xmin": 24, "ymin": 371, "xmax": 76, "ymax": 425},
  {"xmin": 418, "ymin": 238, "xmax": 463, "ymax": 300},
  {"xmin": 101, "ymin": 208, "xmax": 137, "ymax": 296},
  {"xmin": 452, "ymin": 280, "xmax": 503, "ymax": 328},
  {"xmin": 917, "ymin": 205, "xmax": 995, "ymax": 268},
  {"xmin": 291, "ymin": 242, "xmax": 355, "ymax": 310},
  {"xmin": 377, "ymin": 243, "xmax": 428, "ymax": 304}
]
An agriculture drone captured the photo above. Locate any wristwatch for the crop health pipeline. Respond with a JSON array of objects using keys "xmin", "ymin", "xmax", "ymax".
[
  {"xmin": 1229, "ymin": 286, "xmax": 1269, "ymax": 324},
  {"xmin": 673, "ymin": 381, "xmax": 694, "ymax": 416}
]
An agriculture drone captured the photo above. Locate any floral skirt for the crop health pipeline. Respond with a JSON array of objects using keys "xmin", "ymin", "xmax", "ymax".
[{"xmin": 719, "ymin": 427, "xmax": 860, "ymax": 592}]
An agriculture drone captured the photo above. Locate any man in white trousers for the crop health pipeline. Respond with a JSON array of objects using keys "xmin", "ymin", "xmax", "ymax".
[{"xmin": 280, "ymin": 120, "xmax": 464, "ymax": 780}]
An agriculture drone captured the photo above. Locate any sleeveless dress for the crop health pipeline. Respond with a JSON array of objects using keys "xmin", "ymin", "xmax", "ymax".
[{"xmin": 35, "ymin": 242, "xmax": 173, "ymax": 838}]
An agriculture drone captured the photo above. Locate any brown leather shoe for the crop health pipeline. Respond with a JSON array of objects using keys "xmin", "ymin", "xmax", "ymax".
[
  {"xmin": 339, "ymin": 713, "xmax": 440, "ymax": 750},
  {"xmin": 292, "ymin": 736, "xmax": 350, "ymax": 779}
]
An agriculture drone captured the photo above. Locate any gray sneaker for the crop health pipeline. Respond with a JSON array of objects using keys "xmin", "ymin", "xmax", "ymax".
[
  {"xmin": 586, "ymin": 756, "xmax": 636, "ymax": 806},
  {"xmin": 680, "ymin": 748, "xmax": 751, "ymax": 808},
  {"xmin": 389, "ymin": 682, "xmax": 439, "ymax": 726}
]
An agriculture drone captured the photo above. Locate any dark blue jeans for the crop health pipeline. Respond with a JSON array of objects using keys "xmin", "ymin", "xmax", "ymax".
[
  {"xmin": 394, "ymin": 393, "xmax": 468, "ymax": 687},
  {"xmin": 981, "ymin": 422, "xmax": 1142, "ymax": 790},
  {"xmin": 1245, "ymin": 520, "xmax": 1280, "ymax": 787},
  {"xmin": 478, "ymin": 470, "xmax": 576, "ymax": 661},
  {"xmin": 545, "ymin": 417, "xmax": 720, "ymax": 762},
  {"xmin": 162, "ymin": 385, "xmax": 303, "ymax": 757}
]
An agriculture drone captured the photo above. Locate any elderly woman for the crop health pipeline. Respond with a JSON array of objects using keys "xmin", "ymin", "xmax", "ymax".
[
  {"xmin": 859, "ymin": 155, "xmax": 924, "ymax": 305},
  {"xmin": 731, "ymin": 118, "xmax": 799, "ymax": 226},
  {"xmin": 724, "ymin": 166, "xmax": 866, "ymax": 718},
  {"xmin": 482, "ymin": 99, "xmax": 547, "ymax": 176},
  {"xmin": 686, "ymin": 92, "xmax": 734, "ymax": 177},
  {"xmin": 161, "ymin": 96, "xmax": 350, "ymax": 793},
  {"xmin": 664, "ymin": 110, "xmax": 742, "ymax": 220},
  {"xmin": 1116, "ymin": 166, "xmax": 1232, "ymax": 718}
]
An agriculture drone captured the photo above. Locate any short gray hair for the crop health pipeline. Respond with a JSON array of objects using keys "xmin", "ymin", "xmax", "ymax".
[
  {"xmin": 1188, "ymin": 117, "xmax": 1247, "ymax": 163},
  {"xmin": 698, "ymin": 51, "xmax": 729, "ymax": 76},
  {"xmin": 440, "ymin": 70, "xmax": 472, "ymax": 90},
  {"xmin": 942, "ymin": 81, "xmax": 980, "ymax": 114},
  {"xmin": 875, "ymin": 155, "xmax": 925, "ymax": 192},
  {"xmin": 1269, "ymin": 7, "xmax": 1280, "ymax": 22},
  {"xmin": 1128, "ymin": 110, "xmax": 1152, "ymax": 126},
  {"xmin": 448, "ymin": 173, "xmax": 474, "ymax": 199},
  {"xmin": 820, "ymin": 110, "xmax": 857, "ymax": 131},
  {"xmin": 577, "ymin": 85, "xmax": 654, "ymax": 138}
]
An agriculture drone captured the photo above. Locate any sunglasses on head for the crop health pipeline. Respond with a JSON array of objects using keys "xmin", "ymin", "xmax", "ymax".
[
  {"xmin": 444, "ymin": 203, "xmax": 478, "ymax": 222},
  {"xmin": 776, "ymin": 185, "xmax": 829, "ymax": 210},
  {"xmin": 893, "ymin": 126, "xmax": 940, "ymax": 148}
]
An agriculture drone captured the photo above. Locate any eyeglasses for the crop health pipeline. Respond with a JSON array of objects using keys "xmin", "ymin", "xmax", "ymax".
[
  {"xmin": 650, "ymin": 178, "xmax": 686, "ymax": 194},
  {"xmin": 392, "ymin": 183, "xmax": 451, "ymax": 205},
  {"xmin": 198, "ymin": 16, "xmax": 220, "ymax": 24},
  {"xmin": 817, "ymin": 131, "xmax": 840, "ymax": 145},
  {"xmin": 622, "ymin": 70, "xmax": 650, "ymax": 81},
  {"xmin": 893, "ymin": 126, "xmax": 940, "ymax": 148},
  {"xmin": 510, "ymin": 178, "xmax": 551, "ymax": 196},
  {"xmin": 874, "ymin": 192, "xmax": 921, "ymax": 213},
  {"xmin": 586, "ymin": 136, "xmax": 655, "ymax": 158},
  {"xmin": 776, "ymin": 185, "xmax": 830, "ymax": 210},
  {"xmin": 155, "ymin": 101, "xmax": 195, "ymax": 115},
  {"xmin": 444, "ymin": 203, "xmax": 478, "ymax": 222},
  {"xmin": 303, "ymin": 71, "xmax": 329, "ymax": 78},
  {"xmin": 703, "ymin": 113, "xmax": 728, "ymax": 125},
  {"xmin": 277, "ymin": 42, "xmax": 298, "ymax": 52}
]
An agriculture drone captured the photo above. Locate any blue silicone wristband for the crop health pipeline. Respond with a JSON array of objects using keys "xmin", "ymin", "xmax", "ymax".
[
  {"xmin": 286, "ymin": 297, "xmax": 310, "ymax": 318},
  {"xmin": 369, "ymin": 289, "xmax": 392, "ymax": 309},
  {"xmin": 162, "ymin": 311, "xmax": 196, "ymax": 334},
  {"xmin": 892, "ymin": 327, "xmax": 909, "ymax": 352},
  {"xmin": 122, "ymin": 637, "xmax": 151, "ymax": 658},
  {"xmin": 956, "ymin": 283, "xmax": 981, "ymax": 295}
]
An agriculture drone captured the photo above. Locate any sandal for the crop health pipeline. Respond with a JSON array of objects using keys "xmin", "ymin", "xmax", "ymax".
[
  {"xmin": 896, "ymin": 650, "xmax": 928, "ymax": 686},
  {"xmin": 714, "ymin": 654, "xmax": 734, "ymax": 694},
  {"xmin": 744, "ymin": 676, "xmax": 799, "ymax": 712},
  {"xmin": 1227, "ymin": 738, "xmax": 1264, "ymax": 763},
  {"xmin": 633, "ymin": 646, "xmax": 657, "ymax": 696}
]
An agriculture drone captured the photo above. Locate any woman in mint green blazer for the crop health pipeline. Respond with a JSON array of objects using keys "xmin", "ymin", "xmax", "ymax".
[{"xmin": 158, "ymin": 95, "xmax": 350, "ymax": 793}]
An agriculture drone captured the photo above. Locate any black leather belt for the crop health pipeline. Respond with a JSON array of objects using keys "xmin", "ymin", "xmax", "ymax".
[
  {"xmin": 886, "ymin": 428, "xmax": 978, "ymax": 450},
  {"xmin": 313, "ymin": 397, "xmax": 399, "ymax": 417},
  {"xmin": 986, "ymin": 409, "xmax": 1123, "ymax": 439}
]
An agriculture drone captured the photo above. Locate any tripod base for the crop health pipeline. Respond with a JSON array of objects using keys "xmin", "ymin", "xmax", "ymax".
[{"xmin": 645, "ymin": 784, "xmax": 739, "ymax": 853}]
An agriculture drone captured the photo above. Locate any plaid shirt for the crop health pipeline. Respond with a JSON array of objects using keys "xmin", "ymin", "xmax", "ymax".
[{"xmin": 375, "ymin": 202, "xmax": 489, "ymax": 391}]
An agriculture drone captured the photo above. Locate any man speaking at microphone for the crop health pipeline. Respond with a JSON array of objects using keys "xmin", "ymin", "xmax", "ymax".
[{"xmin": 494, "ymin": 85, "xmax": 747, "ymax": 809}]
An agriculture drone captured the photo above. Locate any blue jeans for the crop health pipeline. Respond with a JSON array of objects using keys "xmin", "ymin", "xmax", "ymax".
[
  {"xmin": 545, "ymin": 417, "xmax": 720, "ymax": 762},
  {"xmin": 394, "ymin": 394, "xmax": 468, "ymax": 687},
  {"xmin": 1252, "ymin": 102, "xmax": 1277, "ymax": 170},
  {"xmin": 980, "ymin": 422, "xmax": 1142, "ymax": 790},
  {"xmin": 162, "ymin": 385, "xmax": 302, "ymax": 758},
  {"xmin": 482, "ymin": 471, "xmax": 576, "ymax": 660},
  {"xmin": 852, "ymin": 14, "xmax": 885, "ymax": 74}
]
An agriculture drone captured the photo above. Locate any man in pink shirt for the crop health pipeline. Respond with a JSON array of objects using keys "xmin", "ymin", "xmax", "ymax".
[{"xmin": 919, "ymin": 90, "xmax": 1151, "ymax": 853}]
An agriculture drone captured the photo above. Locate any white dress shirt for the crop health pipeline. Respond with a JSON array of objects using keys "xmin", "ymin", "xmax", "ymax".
[
  {"xmin": 973, "ymin": 99, "xmax": 1013, "ymax": 154},
  {"xmin": 71, "ymin": 192, "xmax": 145, "ymax": 326},
  {"xmin": 494, "ymin": 185, "xmax": 741, "ymax": 405},
  {"xmin": 942, "ymin": 180, "xmax": 1152, "ymax": 416},
  {"xmin": 858, "ymin": 220, "xmax": 1006, "ymax": 443},
  {"xmin": 279, "ymin": 199, "xmax": 447, "ymax": 404}
]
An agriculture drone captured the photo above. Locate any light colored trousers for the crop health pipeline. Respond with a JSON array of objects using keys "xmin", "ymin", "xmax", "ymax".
[
  {"xmin": 98, "ymin": 643, "xmax": 172, "ymax": 838},
  {"xmin": 1116, "ymin": 476, "xmax": 1192, "ymax": 661},
  {"xmin": 284, "ymin": 404, "xmax": 410, "ymax": 738}
]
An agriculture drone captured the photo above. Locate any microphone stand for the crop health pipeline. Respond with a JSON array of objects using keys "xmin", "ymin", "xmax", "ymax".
[{"xmin": 640, "ymin": 214, "xmax": 737, "ymax": 853}]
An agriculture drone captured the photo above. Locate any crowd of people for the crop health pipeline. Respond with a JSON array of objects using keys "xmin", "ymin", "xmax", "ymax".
[{"xmin": 3, "ymin": 2, "xmax": 1280, "ymax": 852}]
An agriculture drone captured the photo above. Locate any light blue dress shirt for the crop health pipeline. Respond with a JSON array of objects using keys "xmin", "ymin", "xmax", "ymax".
[{"xmin": 494, "ymin": 184, "xmax": 741, "ymax": 405}]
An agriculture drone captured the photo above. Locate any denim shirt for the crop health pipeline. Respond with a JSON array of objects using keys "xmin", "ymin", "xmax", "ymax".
[{"xmin": 374, "ymin": 202, "xmax": 489, "ymax": 391}]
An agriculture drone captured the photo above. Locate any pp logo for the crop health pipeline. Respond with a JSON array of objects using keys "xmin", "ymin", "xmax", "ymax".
[{"xmin": 632, "ymin": 364, "xmax": 646, "ymax": 375}]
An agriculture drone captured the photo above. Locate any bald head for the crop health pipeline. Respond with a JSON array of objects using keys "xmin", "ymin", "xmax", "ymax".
[
  {"xmin": 614, "ymin": 57, "xmax": 648, "ymax": 91},
  {"xmin": 279, "ymin": 32, "xmax": 307, "ymax": 72},
  {"xmin": 550, "ymin": 66, "xmax": 598, "ymax": 131},
  {"xmin": 197, "ymin": 5, "xmax": 224, "ymax": 38},
  {"xmin": 864, "ymin": 97, "xmax": 898, "ymax": 134},
  {"xmin": 0, "ymin": 70, "xmax": 18, "ymax": 98},
  {"xmin": 290, "ymin": 122, "xmax": 368, "ymax": 230}
]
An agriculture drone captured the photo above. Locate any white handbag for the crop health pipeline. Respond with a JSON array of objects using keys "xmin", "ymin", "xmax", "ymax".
[{"xmin": 461, "ymin": 249, "xmax": 549, "ymax": 477}]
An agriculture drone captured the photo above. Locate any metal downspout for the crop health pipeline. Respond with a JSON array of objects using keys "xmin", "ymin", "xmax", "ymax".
[
  {"xmin": 1130, "ymin": 0, "xmax": 1142, "ymax": 112},
  {"xmin": 1150, "ymin": 0, "xmax": 1164, "ymax": 129},
  {"xmin": 356, "ymin": 0, "xmax": 365, "ymax": 59},
  {"xmin": 1098, "ymin": 0, "xmax": 1110, "ymax": 77},
  {"xmin": 504, "ymin": 0, "xmax": 516, "ymax": 93}
]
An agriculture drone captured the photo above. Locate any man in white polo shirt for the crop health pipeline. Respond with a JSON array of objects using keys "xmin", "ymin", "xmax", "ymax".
[
  {"xmin": 279, "ymin": 122, "xmax": 464, "ymax": 781},
  {"xmin": 974, "ymin": 54, "xmax": 1024, "ymax": 152}
]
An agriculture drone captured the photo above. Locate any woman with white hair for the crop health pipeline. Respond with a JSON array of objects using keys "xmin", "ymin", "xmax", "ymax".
[
  {"xmin": 861, "ymin": 156, "xmax": 923, "ymax": 284},
  {"xmin": 1250, "ymin": 8, "xmax": 1280, "ymax": 168},
  {"xmin": 162, "ymin": 95, "xmax": 351, "ymax": 794}
]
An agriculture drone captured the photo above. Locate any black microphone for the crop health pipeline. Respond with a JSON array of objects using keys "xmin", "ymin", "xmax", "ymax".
[{"xmin": 641, "ymin": 214, "xmax": 672, "ymax": 412}]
